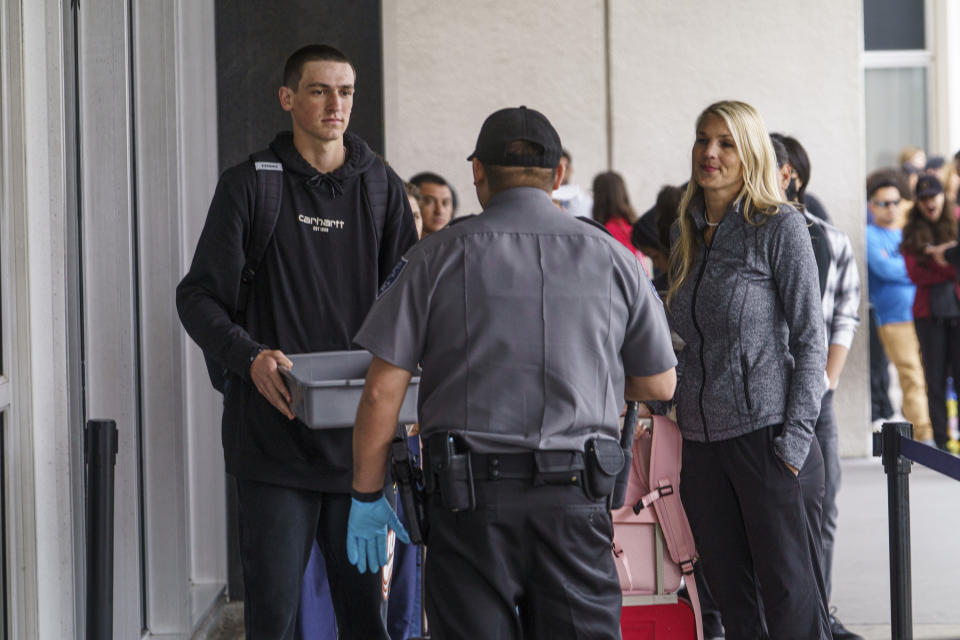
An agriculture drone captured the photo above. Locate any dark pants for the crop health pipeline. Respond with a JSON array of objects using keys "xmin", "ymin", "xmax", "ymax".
[
  {"xmin": 235, "ymin": 478, "xmax": 389, "ymax": 640},
  {"xmin": 870, "ymin": 306, "xmax": 894, "ymax": 422},
  {"xmin": 387, "ymin": 495, "xmax": 422, "ymax": 639},
  {"xmin": 681, "ymin": 426, "xmax": 830, "ymax": 640},
  {"xmin": 295, "ymin": 487, "xmax": 416, "ymax": 640},
  {"xmin": 424, "ymin": 479, "xmax": 621, "ymax": 640},
  {"xmin": 812, "ymin": 390, "xmax": 841, "ymax": 602},
  {"xmin": 296, "ymin": 540, "xmax": 336, "ymax": 640},
  {"xmin": 915, "ymin": 317, "xmax": 960, "ymax": 447}
]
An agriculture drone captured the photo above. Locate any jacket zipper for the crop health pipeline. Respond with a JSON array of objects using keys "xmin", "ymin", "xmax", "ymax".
[
  {"xmin": 691, "ymin": 238, "xmax": 713, "ymax": 443},
  {"xmin": 741, "ymin": 354, "xmax": 752, "ymax": 412}
]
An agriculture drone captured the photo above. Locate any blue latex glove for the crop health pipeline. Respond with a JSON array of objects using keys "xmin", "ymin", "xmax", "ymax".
[{"xmin": 346, "ymin": 495, "xmax": 410, "ymax": 574}]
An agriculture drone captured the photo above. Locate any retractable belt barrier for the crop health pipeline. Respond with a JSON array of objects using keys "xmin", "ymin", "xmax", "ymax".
[{"xmin": 873, "ymin": 421, "xmax": 960, "ymax": 640}]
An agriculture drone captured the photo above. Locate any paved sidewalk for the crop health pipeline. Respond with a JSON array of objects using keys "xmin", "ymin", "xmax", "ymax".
[
  {"xmin": 833, "ymin": 457, "xmax": 960, "ymax": 640},
  {"xmin": 198, "ymin": 456, "xmax": 960, "ymax": 640}
]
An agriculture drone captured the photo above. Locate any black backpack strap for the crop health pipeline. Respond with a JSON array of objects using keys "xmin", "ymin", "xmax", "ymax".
[
  {"xmin": 236, "ymin": 149, "xmax": 283, "ymax": 317},
  {"xmin": 361, "ymin": 159, "xmax": 390, "ymax": 247},
  {"xmin": 576, "ymin": 215, "xmax": 615, "ymax": 237}
]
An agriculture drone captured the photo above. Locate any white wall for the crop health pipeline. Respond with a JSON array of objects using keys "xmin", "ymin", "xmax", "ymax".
[
  {"xmin": 383, "ymin": 0, "xmax": 608, "ymax": 215},
  {"xmin": 384, "ymin": 0, "xmax": 870, "ymax": 455}
]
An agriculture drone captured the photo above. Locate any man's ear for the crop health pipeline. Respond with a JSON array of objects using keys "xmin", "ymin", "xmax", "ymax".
[
  {"xmin": 279, "ymin": 86, "xmax": 294, "ymax": 112},
  {"xmin": 553, "ymin": 161, "xmax": 565, "ymax": 191},
  {"xmin": 472, "ymin": 158, "xmax": 485, "ymax": 186},
  {"xmin": 778, "ymin": 162, "xmax": 791, "ymax": 194}
]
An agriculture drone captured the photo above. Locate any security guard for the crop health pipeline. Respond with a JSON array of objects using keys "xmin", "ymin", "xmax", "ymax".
[{"xmin": 345, "ymin": 106, "xmax": 677, "ymax": 639}]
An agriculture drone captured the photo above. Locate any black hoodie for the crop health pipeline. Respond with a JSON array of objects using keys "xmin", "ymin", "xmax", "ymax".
[{"xmin": 177, "ymin": 131, "xmax": 418, "ymax": 491}]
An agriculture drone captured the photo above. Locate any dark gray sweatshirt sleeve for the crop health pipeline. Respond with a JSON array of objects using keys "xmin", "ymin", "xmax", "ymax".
[{"xmin": 769, "ymin": 208, "xmax": 827, "ymax": 469}]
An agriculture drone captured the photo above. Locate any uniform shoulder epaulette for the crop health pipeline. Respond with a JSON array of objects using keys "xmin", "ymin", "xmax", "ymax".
[
  {"xmin": 447, "ymin": 214, "xmax": 477, "ymax": 227},
  {"xmin": 575, "ymin": 216, "xmax": 614, "ymax": 237}
]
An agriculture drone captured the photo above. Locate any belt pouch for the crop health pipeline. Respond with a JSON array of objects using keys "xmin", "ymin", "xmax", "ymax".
[
  {"xmin": 439, "ymin": 452, "xmax": 474, "ymax": 511},
  {"xmin": 534, "ymin": 450, "xmax": 585, "ymax": 485},
  {"xmin": 429, "ymin": 434, "xmax": 475, "ymax": 511},
  {"xmin": 584, "ymin": 437, "xmax": 625, "ymax": 501}
]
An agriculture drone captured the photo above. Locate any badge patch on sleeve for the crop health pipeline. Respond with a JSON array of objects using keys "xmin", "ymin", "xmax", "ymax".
[{"xmin": 378, "ymin": 257, "xmax": 408, "ymax": 298}]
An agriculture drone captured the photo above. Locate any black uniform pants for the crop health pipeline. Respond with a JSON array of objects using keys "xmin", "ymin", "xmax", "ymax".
[
  {"xmin": 235, "ymin": 477, "xmax": 389, "ymax": 640},
  {"xmin": 680, "ymin": 426, "xmax": 830, "ymax": 640},
  {"xmin": 423, "ymin": 479, "xmax": 621, "ymax": 640}
]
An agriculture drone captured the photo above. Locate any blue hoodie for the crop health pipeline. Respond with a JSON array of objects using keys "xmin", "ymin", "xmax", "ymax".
[{"xmin": 866, "ymin": 223, "xmax": 916, "ymax": 326}]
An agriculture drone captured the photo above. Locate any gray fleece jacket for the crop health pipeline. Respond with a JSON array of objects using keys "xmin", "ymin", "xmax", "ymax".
[{"xmin": 667, "ymin": 196, "xmax": 826, "ymax": 469}]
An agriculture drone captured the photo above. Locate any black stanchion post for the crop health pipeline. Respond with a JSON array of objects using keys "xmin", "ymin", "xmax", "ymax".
[
  {"xmin": 881, "ymin": 421, "xmax": 913, "ymax": 640},
  {"xmin": 85, "ymin": 419, "xmax": 119, "ymax": 640}
]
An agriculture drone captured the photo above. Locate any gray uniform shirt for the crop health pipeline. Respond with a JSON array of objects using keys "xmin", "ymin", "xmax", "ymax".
[{"xmin": 355, "ymin": 187, "xmax": 676, "ymax": 454}]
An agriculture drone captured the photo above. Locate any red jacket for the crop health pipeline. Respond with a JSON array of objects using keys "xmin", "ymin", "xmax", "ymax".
[
  {"xmin": 604, "ymin": 217, "xmax": 649, "ymax": 272},
  {"xmin": 903, "ymin": 251, "xmax": 960, "ymax": 319}
]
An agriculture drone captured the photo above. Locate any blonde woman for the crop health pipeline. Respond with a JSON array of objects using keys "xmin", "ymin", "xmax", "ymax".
[{"xmin": 666, "ymin": 101, "xmax": 830, "ymax": 638}]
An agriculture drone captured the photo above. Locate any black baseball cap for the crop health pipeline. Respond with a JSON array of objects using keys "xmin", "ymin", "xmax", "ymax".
[
  {"xmin": 467, "ymin": 106, "xmax": 562, "ymax": 168},
  {"xmin": 915, "ymin": 174, "xmax": 943, "ymax": 199}
]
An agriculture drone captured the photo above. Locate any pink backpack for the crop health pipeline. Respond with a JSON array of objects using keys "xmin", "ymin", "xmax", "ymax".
[{"xmin": 611, "ymin": 415, "xmax": 703, "ymax": 640}]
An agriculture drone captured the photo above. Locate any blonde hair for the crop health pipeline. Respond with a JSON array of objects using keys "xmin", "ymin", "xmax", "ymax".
[
  {"xmin": 666, "ymin": 100, "xmax": 786, "ymax": 307},
  {"xmin": 897, "ymin": 145, "xmax": 925, "ymax": 169}
]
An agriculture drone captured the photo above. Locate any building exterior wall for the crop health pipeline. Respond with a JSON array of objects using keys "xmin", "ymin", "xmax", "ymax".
[
  {"xmin": 383, "ymin": 0, "xmax": 870, "ymax": 456},
  {"xmin": 383, "ymin": 0, "xmax": 609, "ymax": 216}
]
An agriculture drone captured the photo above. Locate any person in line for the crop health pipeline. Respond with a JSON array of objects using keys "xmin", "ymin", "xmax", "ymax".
[
  {"xmin": 632, "ymin": 185, "xmax": 683, "ymax": 293},
  {"xmin": 770, "ymin": 135, "xmax": 831, "ymax": 296},
  {"xmin": 406, "ymin": 181, "xmax": 423, "ymax": 238},
  {"xmin": 869, "ymin": 305, "xmax": 896, "ymax": 424},
  {"xmin": 901, "ymin": 174, "xmax": 960, "ymax": 451},
  {"xmin": 176, "ymin": 44, "xmax": 418, "ymax": 639},
  {"xmin": 866, "ymin": 170, "xmax": 933, "ymax": 443},
  {"xmin": 633, "ymin": 183, "xmax": 727, "ymax": 639},
  {"xmin": 665, "ymin": 100, "xmax": 830, "ymax": 639},
  {"xmin": 773, "ymin": 134, "xmax": 863, "ymax": 640},
  {"xmin": 409, "ymin": 171, "xmax": 456, "ymax": 236},
  {"xmin": 775, "ymin": 133, "xmax": 830, "ymax": 223},
  {"xmin": 948, "ymin": 149, "xmax": 960, "ymax": 204},
  {"xmin": 591, "ymin": 171, "xmax": 641, "ymax": 254},
  {"xmin": 900, "ymin": 146, "xmax": 927, "ymax": 176},
  {"xmin": 346, "ymin": 106, "xmax": 677, "ymax": 638},
  {"xmin": 552, "ymin": 148, "xmax": 594, "ymax": 216}
]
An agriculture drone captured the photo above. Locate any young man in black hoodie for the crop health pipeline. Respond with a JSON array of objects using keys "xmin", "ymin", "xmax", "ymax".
[{"xmin": 176, "ymin": 44, "xmax": 417, "ymax": 639}]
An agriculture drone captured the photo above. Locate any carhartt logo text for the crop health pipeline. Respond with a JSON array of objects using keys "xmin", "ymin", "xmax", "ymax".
[{"xmin": 298, "ymin": 214, "xmax": 345, "ymax": 233}]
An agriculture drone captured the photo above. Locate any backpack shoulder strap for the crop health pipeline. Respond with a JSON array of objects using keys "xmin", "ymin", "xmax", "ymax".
[
  {"xmin": 361, "ymin": 158, "xmax": 389, "ymax": 247},
  {"xmin": 236, "ymin": 148, "xmax": 283, "ymax": 317},
  {"xmin": 650, "ymin": 415, "xmax": 704, "ymax": 640},
  {"xmin": 648, "ymin": 416, "xmax": 697, "ymax": 567}
]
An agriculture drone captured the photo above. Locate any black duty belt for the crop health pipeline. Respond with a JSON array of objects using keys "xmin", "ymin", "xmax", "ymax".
[
  {"xmin": 469, "ymin": 450, "xmax": 585, "ymax": 484},
  {"xmin": 470, "ymin": 451, "xmax": 537, "ymax": 480}
]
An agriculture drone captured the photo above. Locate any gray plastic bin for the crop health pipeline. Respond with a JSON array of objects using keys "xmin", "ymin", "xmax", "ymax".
[{"xmin": 279, "ymin": 350, "xmax": 419, "ymax": 429}]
